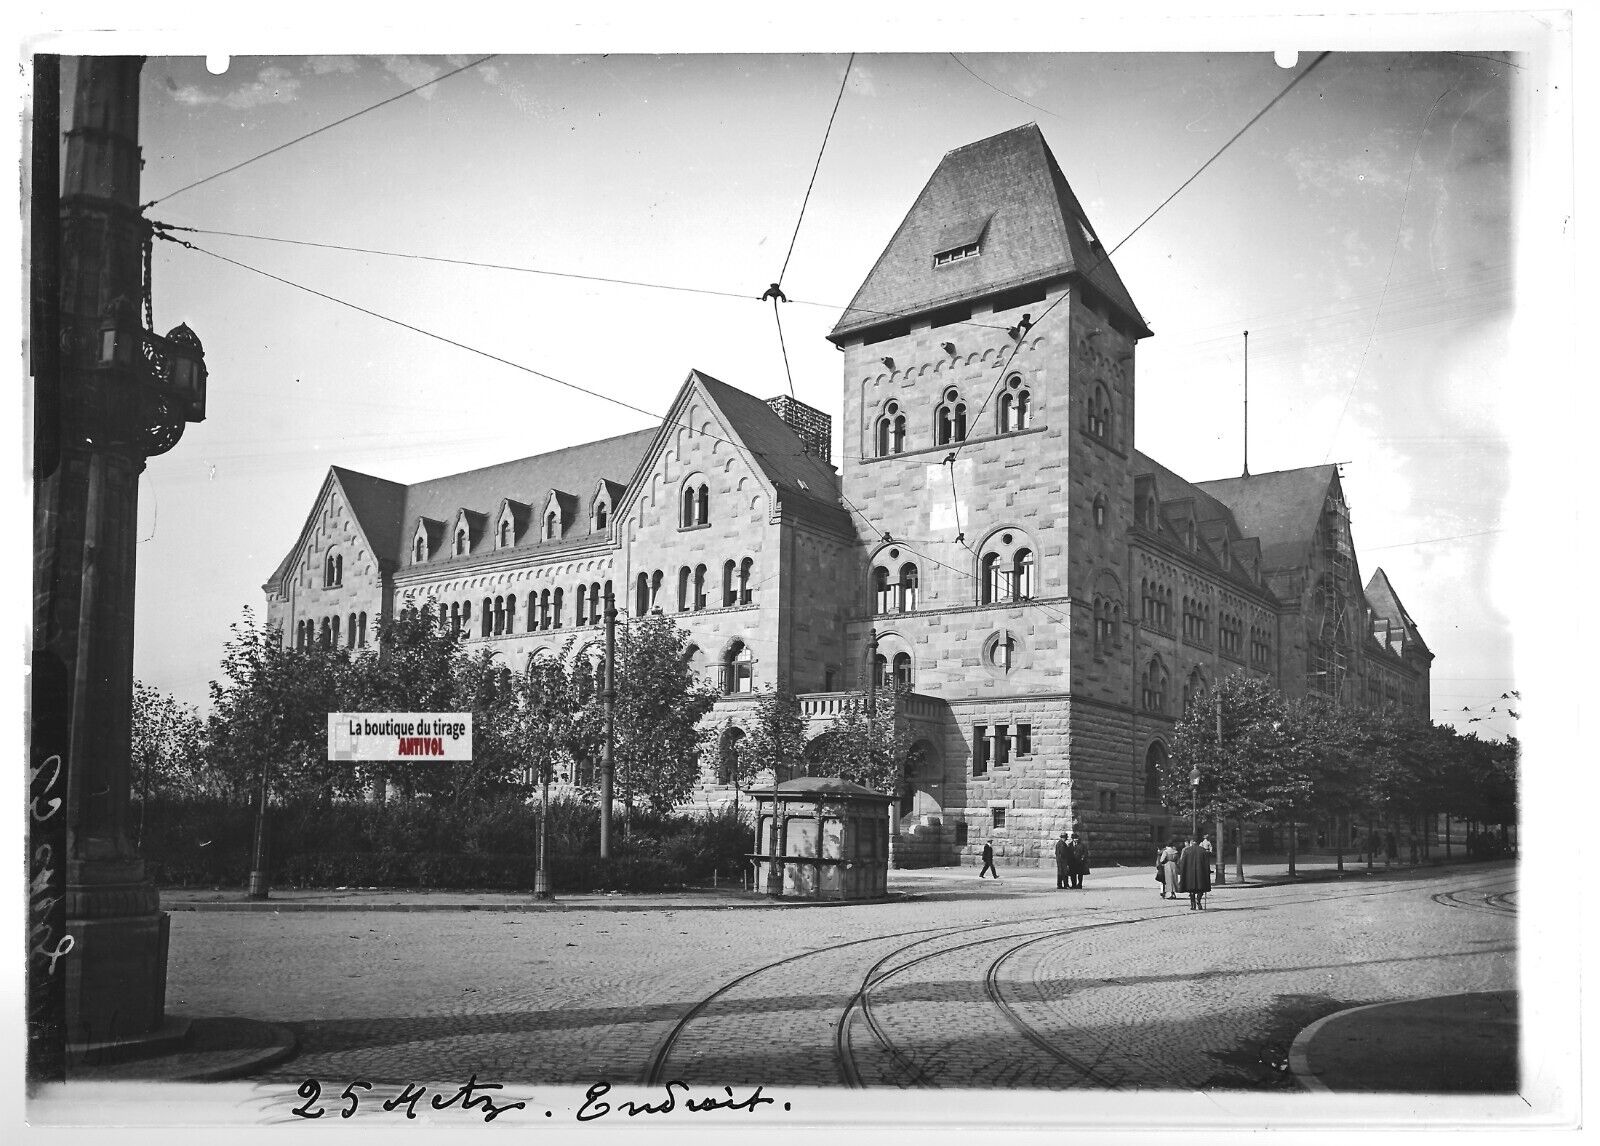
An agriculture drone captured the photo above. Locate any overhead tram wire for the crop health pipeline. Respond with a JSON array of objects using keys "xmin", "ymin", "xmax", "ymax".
[
  {"xmin": 945, "ymin": 51, "xmax": 1332, "ymax": 476},
  {"xmin": 758, "ymin": 53, "xmax": 851, "ymax": 400},
  {"xmin": 159, "ymin": 233, "xmax": 837, "ymax": 482},
  {"xmin": 143, "ymin": 55, "xmax": 498, "ymax": 210},
  {"xmin": 151, "ymin": 223, "xmax": 1014, "ymax": 335}
]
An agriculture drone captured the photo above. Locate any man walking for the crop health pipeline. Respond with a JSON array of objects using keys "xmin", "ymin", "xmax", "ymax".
[
  {"xmin": 1054, "ymin": 832, "xmax": 1070, "ymax": 889},
  {"xmin": 979, "ymin": 840, "xmax": 998, "ymax": 879}
]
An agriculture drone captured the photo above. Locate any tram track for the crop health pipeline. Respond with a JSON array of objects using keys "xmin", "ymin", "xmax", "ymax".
[{"xmin": 645, "ymin": 865, "xmax": 1515, "ymax": 1089}]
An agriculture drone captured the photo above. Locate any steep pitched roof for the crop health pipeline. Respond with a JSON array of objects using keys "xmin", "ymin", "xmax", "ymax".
[
  {"xmin": 1365, "ymin": 567, "xmax": 1431, "ymax": 656},
  {"xmin": 829, "ymin": 124, "xmax": 1150, "ymax": 341},
  {"xmin": 1195, "ymin": 465, "xmax": 1340, "ymax": 573},
  {"xmin": 263, "ymin": 467, "xmax": 407, "ymax": 593},
  {"xmin": 691, "ymin": 371, "xmax": 845, "ymax": 525},
  {"xmin": 397, "ymin": 429, "xmax": 657, "ymax": 567}
]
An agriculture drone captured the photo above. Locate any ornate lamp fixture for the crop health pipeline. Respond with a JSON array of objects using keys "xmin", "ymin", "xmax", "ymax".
[{"xmin": 92, "ymin": 294, "xmax": 209, "ymax": 455}]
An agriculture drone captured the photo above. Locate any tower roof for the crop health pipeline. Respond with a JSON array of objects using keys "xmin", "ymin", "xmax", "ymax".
[{"xmin": 829, "ymin": 124, "xmax": 1150, "ymax": 342}]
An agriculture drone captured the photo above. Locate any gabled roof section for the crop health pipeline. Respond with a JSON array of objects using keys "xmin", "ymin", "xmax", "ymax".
[
  {"xmin": 1195, "ymin": 465, "xmax": 1341, "ymax": 573},
  {"xmin": 829, "ymin": 124, "xmax": 1150, "ymax": 342},
  {"xmin": 264, "ymin": 466, "xmax": 407, "ymax": 594},
  {"xmin": 1365, "ymin": 567, "xmax": 1431, "ymax": 657},
  {"xmin": 677, "ymin": 370, "xmax": 849, "ymax": 530}
]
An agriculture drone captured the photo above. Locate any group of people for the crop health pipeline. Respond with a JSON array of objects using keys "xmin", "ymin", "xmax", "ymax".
[
  {"xmin": 1156, "ymin": 835, "xmax": 1214, "ymax": 911},
  {"xmin": 1053, "ymin": 832, "xmax": 1090, "ymax": 889}
]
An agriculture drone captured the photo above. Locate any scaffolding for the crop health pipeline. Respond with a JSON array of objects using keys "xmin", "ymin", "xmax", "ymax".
[
  {"xmin": 766, "ymin": 395, "xmax": 833, "ymax": 464},
  {"xmin": 1308, "ymin": 494, "xmax": 1353, "ymax": 700}
]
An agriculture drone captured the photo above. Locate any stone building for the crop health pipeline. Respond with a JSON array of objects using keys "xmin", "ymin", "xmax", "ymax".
[{"xmin": 265, "ymin": 124, "xmax": 1431, "ymax": 864}]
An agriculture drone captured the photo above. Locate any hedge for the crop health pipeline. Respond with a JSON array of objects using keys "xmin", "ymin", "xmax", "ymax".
[{"xmin": 133, "ymin": 793, "xmax": 753, "ymax": 893}]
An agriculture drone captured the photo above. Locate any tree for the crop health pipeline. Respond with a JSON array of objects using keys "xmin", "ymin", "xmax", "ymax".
[
  {"xmin": 130, "ymin": 680, "xmax": 215, "ymax": 834},
  {"xmin": 608, "ymin": 614, "xmax": 719, "ymax": 819},
  {"xmin": 803, "ymin": 686, "xmax": 919, "ymax": 797},
  {"xmin": 1165, "ymin": 674, "xmax": 1304, "ymax": 832},
  {"xmin": 736, "ymin": 689, "xmax": 807, "ymax": 790},
  {"xmin": 207, "ymin": 610, "xmax": 360, "ymax": 805}
]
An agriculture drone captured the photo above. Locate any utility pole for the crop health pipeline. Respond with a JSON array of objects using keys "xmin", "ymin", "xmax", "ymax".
[
  {"xmin": 43, "ymin": 56, "xmax": 211, "ymax": 1060},
  {"xmin": 28, "ymin": 51, "xmax": 68, "ymax": 1086},
  {"xmin": 600, "ymin": 586, "xmax": 616, "ymax": 859}
]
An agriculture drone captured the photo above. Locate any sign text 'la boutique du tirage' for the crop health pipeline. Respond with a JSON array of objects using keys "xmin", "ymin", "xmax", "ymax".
[{"xmin": 328, "ymin": 714, "xmax": 473, "ymax": 761}]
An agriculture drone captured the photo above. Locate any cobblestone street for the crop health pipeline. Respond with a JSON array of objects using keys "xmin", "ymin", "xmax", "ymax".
[{"xmin": 155, "ymin": 861, "xmax": 1516, "ymax": 1096}]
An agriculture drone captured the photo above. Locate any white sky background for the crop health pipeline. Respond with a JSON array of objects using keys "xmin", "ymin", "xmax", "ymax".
[{"xmin": 29, "ymin": 11, "xmax": 1570, "ymax": 747}]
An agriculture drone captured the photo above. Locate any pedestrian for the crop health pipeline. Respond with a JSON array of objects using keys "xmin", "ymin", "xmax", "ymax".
[
  {"xmin": 1158, "ymin": 838, "xmax": 1181, "ymax": 899},
  {"xmin": 979, "ymin": 840, "xmax": 998, "ymax": 879},
  {"xmin": 1054, "ymin": 832, "xmax": 1070, "ymax": 889},
  {"xmin": 1178, "ymin": 836, "xmax": 1212, "ymax": 910},
  {"xmin": 1201, "ymin": 834, "xmax": 1214, "ymax": 856},
  {"xmin": 1066, "ymin": 832, "xmax": 1090, "ymax": 889}
]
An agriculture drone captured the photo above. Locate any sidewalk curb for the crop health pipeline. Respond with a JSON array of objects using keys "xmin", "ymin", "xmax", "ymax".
[
  {"xmin": 1287, "ymin": 996, "xmax": 1422, "ymax": 1093},
  {"xmin": 165, "ymin": 892, "xmax": 923, "ymax": 913}
]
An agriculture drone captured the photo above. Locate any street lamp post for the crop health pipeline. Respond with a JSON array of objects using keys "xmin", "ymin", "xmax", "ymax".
[{"xmin": 1189, "ymin": 764, "xmax": 1200, "ymax": 844}]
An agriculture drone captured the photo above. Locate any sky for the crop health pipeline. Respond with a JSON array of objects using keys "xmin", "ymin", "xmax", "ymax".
[{"xmin": 32, "ymin": 22, "xmax": 1568, "ymax": 745}]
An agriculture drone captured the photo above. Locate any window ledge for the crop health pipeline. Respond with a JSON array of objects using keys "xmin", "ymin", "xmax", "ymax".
[
  {"xmin": 677, "ymin": 521, "xmax": 711, "ymax": 533},
  {"xmin": 861, "ymin": 424, "xmax": 1049, "ymax": 463}
]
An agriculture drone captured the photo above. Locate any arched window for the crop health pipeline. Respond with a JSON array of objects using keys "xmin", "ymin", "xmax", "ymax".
[
  {"xmin": 873, "ymin": 566, "xmax": 892, "ymax": 614},
  {"xmin": 981, "ymin": 552, "xmax": 1002, "ymax": 604},
  {"xmin": 636, "ymin": 573, "xmax": 649, "ymax": 616},
  {"xmin": 1012, "ymin": 549, "xmax": 1034, "ymax": 601},
  {"xmin": 693, "ymin": 564, "xmax": 707, "ymax": 610},
  {"xmin": 717, "ymin": 725, "xmax": 746, "ymax": 785},
  {"xmin": 324, "ymin": 550, "xmax": 342, "ymax": 587},
  {"xmin": 936, "ymin": 388, "xmax": 967, "ymax": 445},
  {"xmin": 681, "ymin": 485, "xmax": 696, "ymax": 527},
  {"xmin": 1145, "ymin": 741, "xmax": 1168, "ymax": 798},
  {"xmin": 319, "ymin": 617, "xmax": 331, "ymax": 648},
  {"xmin": 499, "ymin": 520, "xmax": 511, "ymax": 547},
  {"xmin": 873, "ymin": 653, "xmax": 890, "ymax": 688},
  {"xmin": 892, "ymin": 651, "xmax": 913, "ymax": 688},
  {"xmin": 1086, "ymin": 383, "xmax": 1112, "ymax": 442},
  {"xmin": 602, "ymin": 580, "xmax": 613, "ymax": 620},
  {"xmin": 723, "ymin": 640, "xmax": 753, "ymax": 694},
  {"xmin": 456, "ymin": 527, "xmax": 468, "ymax": 556},
  {"xmin": 876, "ymin": 401, "xmax": 907, "ymax": 456},
  {"xmin": 552, "ymin": 587, "xmax": 563, "ymax": 628},
  {"xmin": 978, "ymin": 529, "xmax": 1035, "ymax": 605},
  {"xmin": 723, "ymin": 560, "xmax": 737, "ymax": 607},
  {"xmin": 1093, "ymin": 494, "xmax": 1108, "ymax": 529},
  {"xmin": 591, "ymin": 582, "xmax": 603, "ymax": 625},
  {"xmin": 739, "ymin": 558, "xmax": 753, "ymax": 605},
  {"xmin": 576, "ymin": 584, "xmax": 588, "ymax": 626},
  {"xmin": 493, "ymin": 596, "xmax": 505, "ymax": 635},
  {"xmin": 461, "ymin": 600, "xmax": 471, "ymax": 634},
  {"xmin": 332, "ymin": 614, "xmax": 342, "ymax": 646},
  {"xmin": 414, "ymin": 537, "xmax": 426, "ymax": 563},
  {"xmin": 696, "ymin": 484, "xmax": 709, "ymax": 525},
  {"xmin": 347, "ymin": 612, "xmax": 356, "ymax": 646},
  {"xmin": 899, "ymin": 563, "xmax": 919, "ymax": 612},
  {"xmin": 1141, "ymin": 656, "xmax": 1169, "ymax": 713},
  {"xmin": 998, "ymin": 375, "xmax": 1032, "ymax": 433},
  {"xmin": 650, "ymin": 570, "xmax": 663, "ymax": 612},
  {"xmin": 358, "ymin": 612, "xmax": 367, "ymax": 646},
  {"xmin": 1184, "ymin": 667, "xmax": 1208, "ymax": 711},
  {"xmin": 545, "ymin": 510, "xmax": 558, "ymax": 540},
  {"xmin": 595, "ymin": 501, "xmax": 609, "ymax": 530},
  {"xmin": 678, "ymin": 566, "xmax": 691, "ymax": 612},
  {"xmin": 450, "ymin": 601, "xmax": 461, "ymax": 636}
]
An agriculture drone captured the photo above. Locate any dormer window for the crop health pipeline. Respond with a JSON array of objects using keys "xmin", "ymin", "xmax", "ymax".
[
  {"xmin": 595, "ymin": 502, "xmax": 608, "ymax": 529},
  {"xmin": 545, "ymin": 511, "xmax": 558, "ymax": 540},
  {"xmin": 934, "ymin": 242, "xmax": 980, "ymax": 266},
  {"xmin": 413, "ymin": 537, "xmax": 426, "ymax": 563},
  {"xmin": 499, "ymin": 520, "xmax": 512, "ymax": 548},
  {"xmin": 454, "ymin": 527, "xmax": 468, "ymax": 556}
]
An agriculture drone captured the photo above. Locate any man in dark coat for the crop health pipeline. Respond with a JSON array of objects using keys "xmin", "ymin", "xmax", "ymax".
[
  {"xmin": 979, "ymin": 840, "xmax": 998, "ymax": 879},
  {"xmin": 1177, "ymin": 837, "xmax": 1212, "ymax": 911},
  {"xmin": 1066, "ymin": 832, "xmax": 1090, "ymax": 889},
  {"xmin": 1053, "ymin": 833, "xmax": 1070, "ymax": 889}
]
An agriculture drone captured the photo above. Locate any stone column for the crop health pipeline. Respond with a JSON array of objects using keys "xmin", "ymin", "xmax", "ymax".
[{"xmin": 48, "ymin": 56, "xmax": 172, "ymax": 1048}]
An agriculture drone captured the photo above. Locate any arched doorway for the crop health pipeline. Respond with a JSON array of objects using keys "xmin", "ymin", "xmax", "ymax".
[
  {"xmin": 1145, "ymin": 740, "xmax": 1168, "ymax": 799},
  {"xmin": 902, "ymin": 739, "xmax": 942, "ymax": 820}
]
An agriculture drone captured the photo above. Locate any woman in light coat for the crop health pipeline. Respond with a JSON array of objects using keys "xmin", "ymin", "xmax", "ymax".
[{"xmin": 1158, "ymin": 839, "xmax": 1181, "ymax": 899}]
